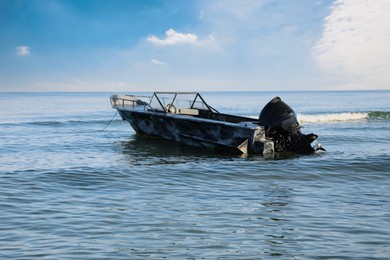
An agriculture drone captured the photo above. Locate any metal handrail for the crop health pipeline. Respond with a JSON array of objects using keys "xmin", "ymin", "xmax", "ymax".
[
  {"xmin": 110, "ymin": 95, "xmax": 154, "ymax": 111},
  {"xmin": 110, "ymin": 92, "xmax": 220, "ymax": 114}
]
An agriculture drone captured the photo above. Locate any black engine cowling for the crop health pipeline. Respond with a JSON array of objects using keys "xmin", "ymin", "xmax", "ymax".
[{"xmin": 259, "ymin": 97, "xmax": 318, "ymax": 154}]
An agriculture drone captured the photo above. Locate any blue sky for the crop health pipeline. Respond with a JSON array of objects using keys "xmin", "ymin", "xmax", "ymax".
[{"xmin": 1, "ymin": 0, "xmax": 389, "ymax": 92}]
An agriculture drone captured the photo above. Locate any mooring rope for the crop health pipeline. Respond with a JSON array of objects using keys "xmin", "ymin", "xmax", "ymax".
[{"xmin": 99, "ymin": 111, "xmax": 118, "ymax": 132}]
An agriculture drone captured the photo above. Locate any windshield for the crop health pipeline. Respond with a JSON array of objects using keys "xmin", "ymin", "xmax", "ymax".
[{"xmin": 149, "ymin": 92, "xmax": 213, "ymax": 112}]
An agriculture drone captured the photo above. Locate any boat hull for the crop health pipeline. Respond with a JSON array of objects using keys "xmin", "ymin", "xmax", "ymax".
[{"xmin": 117, "ymin": 109, "xmax": 273, "ymax": 155}]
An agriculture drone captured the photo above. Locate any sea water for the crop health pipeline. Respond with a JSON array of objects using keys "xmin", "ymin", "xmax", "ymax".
[{"xmin": 0, "ymin": 91, "xmax": 389, "ymax": 259}]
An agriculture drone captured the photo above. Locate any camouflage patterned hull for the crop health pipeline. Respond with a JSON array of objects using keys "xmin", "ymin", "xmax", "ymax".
[{"xmin": 117, "ymin": 109, "xmax": 274, "ymax": 155}]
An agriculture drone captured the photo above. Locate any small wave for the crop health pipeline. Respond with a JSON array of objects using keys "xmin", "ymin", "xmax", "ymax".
[
  {"xmin": 298, "ymin": 112, "xmax": 368, "ymax": 124},
  {"xmin": 28, "ymin": 121, "xmax": 65, "ymax": 126},
  {"xmin": 2, "ymin": 119, "xmax": 123, "ymax": 127},
  {"xmin": 368, "ymin": 111, "xmax": 390, "ymax": 120},
  {"xmin": 298, "ymin": 111, "xmax": 390, "ymax": 124}
]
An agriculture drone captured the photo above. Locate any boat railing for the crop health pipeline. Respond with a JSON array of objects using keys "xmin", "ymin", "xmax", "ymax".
[
  {"xmin": 110, "ymin": 94, "xmax": 152, "ymax": 111},
  {"xmin": 110, "ymin": 92, "xmax": 219, "ymax": 114}
]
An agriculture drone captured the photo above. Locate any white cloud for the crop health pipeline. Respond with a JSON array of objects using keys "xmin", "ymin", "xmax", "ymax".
[
  {"xmin": 147, "ymin": 29, "xmax": 198, "ymax": 46},
  {"xmin": 150, "ymin": 59, "xmax": 167, "ymax": 65},
  {"xmin": 313, "ymin": 0, "xmax": 390, "ymax": 88},
  {"xmin": 16, "ymin": 46, "xmax": 30, "ymax": 56}
]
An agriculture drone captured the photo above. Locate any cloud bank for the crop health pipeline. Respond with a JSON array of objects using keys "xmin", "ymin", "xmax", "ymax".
[
  {"xmin": 313, "ymin": 0, "xmax": 390, "ymax": 88},
  {"xmin": 16, "ymin": 46, "xmax": 30, "ymax": 56},
  {"xmin": 147, "ymin": 29, "xmax": 198, "ymax": 46}
]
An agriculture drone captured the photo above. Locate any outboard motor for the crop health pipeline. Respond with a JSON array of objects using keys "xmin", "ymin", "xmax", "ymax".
[{"xmin": 259, "ymin": 97, "xmax": 322, "ymax": 154}]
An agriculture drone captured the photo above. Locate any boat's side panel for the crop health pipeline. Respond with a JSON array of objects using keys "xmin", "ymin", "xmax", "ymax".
[{"xmin": 118, "ymin": 109, "xmax": 263, "ymax": 153}]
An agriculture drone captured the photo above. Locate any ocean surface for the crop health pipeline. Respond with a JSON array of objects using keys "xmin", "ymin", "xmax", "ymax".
[{"xmin": 1, "ymin": 90, "xmax": 389, "ymax": 259}]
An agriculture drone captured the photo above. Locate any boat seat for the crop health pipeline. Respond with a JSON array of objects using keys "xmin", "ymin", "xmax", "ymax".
[{"xmin": 177, "ymin": 108, "xmax": 199, "ymax": 116}]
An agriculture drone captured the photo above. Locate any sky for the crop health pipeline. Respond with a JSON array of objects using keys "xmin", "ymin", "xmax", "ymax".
[{"xmin": 1, "ymin": 0, "xmax": 390, "ymax": 92}]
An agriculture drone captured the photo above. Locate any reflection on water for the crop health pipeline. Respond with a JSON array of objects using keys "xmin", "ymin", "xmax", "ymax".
[
  {"xmin": 116, "ymin": 134, "xmax": 244, "ymax": 166},
  {"xmin": 116, "ymin": 133, "xmax": 308, "ymax": 166}
]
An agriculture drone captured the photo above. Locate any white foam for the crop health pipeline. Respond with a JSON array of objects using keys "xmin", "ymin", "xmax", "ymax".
[
  {"xmin": 249, "ymin": 112, "xmax": 369, "ymax": 124},
  {"xmin": 297, "ymin": 112, "xmax": 368, "ymax": 124}
]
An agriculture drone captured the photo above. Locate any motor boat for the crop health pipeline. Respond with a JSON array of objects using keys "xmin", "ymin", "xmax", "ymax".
[{"xmin": 110, "ymin": 92, "xmax": 324, "ymax": 156}]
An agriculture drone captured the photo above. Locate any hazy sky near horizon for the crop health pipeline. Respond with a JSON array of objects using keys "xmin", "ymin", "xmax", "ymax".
[{"xmin": 1, "ymin": 0, "xmax": 390, "ymax": 92}]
